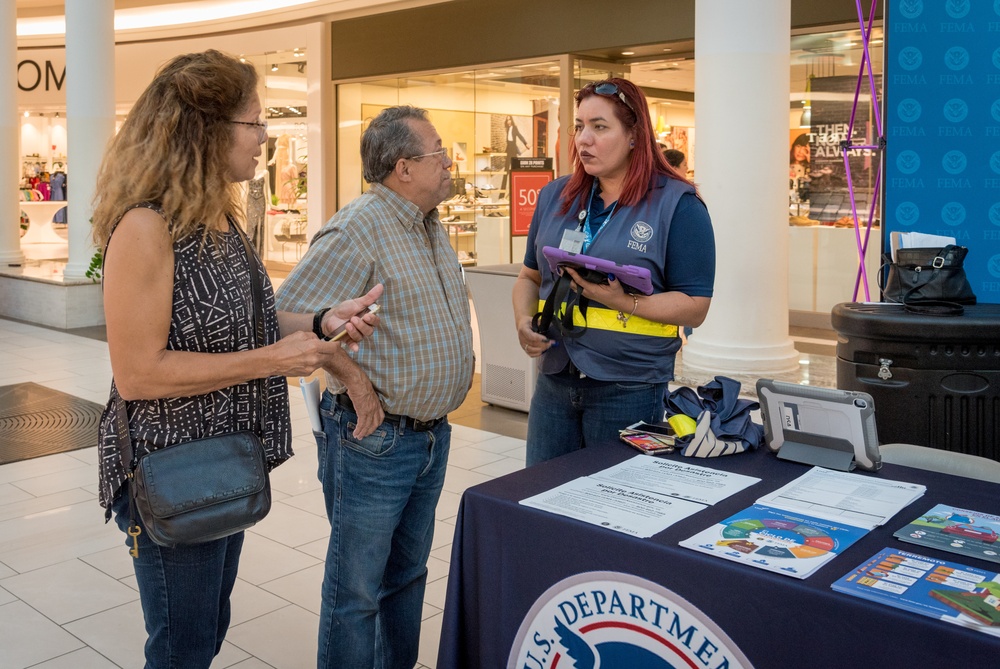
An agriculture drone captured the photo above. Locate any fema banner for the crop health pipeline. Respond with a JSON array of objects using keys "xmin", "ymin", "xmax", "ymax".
[{"xmin": 884, "ymin": 0, "xmax": 1000, "ymax": 303}]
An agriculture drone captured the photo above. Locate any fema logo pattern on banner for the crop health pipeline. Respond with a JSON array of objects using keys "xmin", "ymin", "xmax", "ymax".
[
  {"xmin": 508, "ymin": 571, "xmax": 754, "ymax": 669},
  {"xmin": 885, "ymin": 0, "xmax": 1000, "ymax": 303}
]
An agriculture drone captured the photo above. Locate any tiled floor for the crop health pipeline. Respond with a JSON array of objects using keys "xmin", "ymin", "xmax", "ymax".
[{"xmin": 0, "ymin": 315, "xmax": 835, "ymax": 668}]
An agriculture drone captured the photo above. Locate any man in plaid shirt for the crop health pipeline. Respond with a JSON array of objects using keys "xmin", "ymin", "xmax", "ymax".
[{"xmin": 276, "ymin": 106, "xmax": 474, "ymax": 669}]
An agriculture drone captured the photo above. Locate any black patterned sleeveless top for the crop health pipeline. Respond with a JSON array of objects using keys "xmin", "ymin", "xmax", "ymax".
[{"xmin": 97, "ymin": 202, "xmax": 292, "ymax": 516}]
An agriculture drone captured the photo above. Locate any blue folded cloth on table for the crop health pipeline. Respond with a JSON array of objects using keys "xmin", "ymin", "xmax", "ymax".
[{"xmin": 665, "ymin": 376, "xmax": 764, "ymax": 457}]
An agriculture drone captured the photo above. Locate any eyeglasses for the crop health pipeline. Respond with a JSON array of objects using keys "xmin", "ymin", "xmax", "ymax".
[
  {"xmin": 229, "ymin": 119, "xmax": 268, "ymax": 143},
  {"xmin": 406, "ymin": 148, "xmax": 450, "ymax": 164},
  {"xmin": 591, "ymin": 82, "xmax": 636, "ymax": 115}
]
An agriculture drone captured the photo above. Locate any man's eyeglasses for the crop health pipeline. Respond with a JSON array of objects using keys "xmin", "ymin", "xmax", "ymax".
[
  {"xmin": 229, "ymin": 119, "xmax": 268, "ymax": 143},
  {"xmin": 591, "ymin": 82, "xmax": 636, "ymax": 115},
  {"xmin": 406, "ymin": 148, "xmax": 450, "ymax": 164}
]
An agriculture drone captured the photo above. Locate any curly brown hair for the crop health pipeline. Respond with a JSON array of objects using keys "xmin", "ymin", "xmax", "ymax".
[{"xmin": 92, "ymin": 49, "xmax": 258, "ymax": 247}]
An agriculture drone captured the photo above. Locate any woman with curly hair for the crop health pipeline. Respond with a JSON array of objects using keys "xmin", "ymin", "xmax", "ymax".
[{"xmin": 93, "ymin": 49, "xmax": 380, "ymax": 668}]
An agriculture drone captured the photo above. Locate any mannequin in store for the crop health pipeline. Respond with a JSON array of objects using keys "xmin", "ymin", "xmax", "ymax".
[
  {"xmin": 51, "ymin": 166, "xmax": 68, "ymax": 223},
  {"xmin": 499, "ymin": 114, "xmax": 530, "ymax": 195},
  {"xmin": 246, "ymin": 169, "xmax": 271, "ymax": 256},
  {"xmin": 513, "ymin": 78, "xmax": 715, "ymax": 466},
  {"xmin": 274, "ymin": 134, "xmax": 300, "ymax": 210}
]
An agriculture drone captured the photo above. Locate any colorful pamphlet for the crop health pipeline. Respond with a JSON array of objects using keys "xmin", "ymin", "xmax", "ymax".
[
  {"xmin": 893, "ymin": 504, "xmax": 1000, "ymax": 565},
  {"xmin": 832, "ymin": 548, "xmax": 1000, "ymax": 637},
  {"xmin": 679, "ymin": 504, "xmax": 869, "ymax": 579}
]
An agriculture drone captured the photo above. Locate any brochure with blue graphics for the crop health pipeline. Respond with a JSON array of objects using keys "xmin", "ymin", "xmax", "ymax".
[
  {"xmin": 832, "ymin": 548, "xmax": 1000, "ymax": 637},
  {"xmin": 893, "ymin": 504, "xmax": 1000, "ymax": 565},
  {"xmin": 679, "ymin": 504, "xmax": 869, "ymax": 579}
]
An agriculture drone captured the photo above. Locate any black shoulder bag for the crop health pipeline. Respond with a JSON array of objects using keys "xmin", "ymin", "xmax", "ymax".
[
  {"xmin": 116, "ymin": 223, "xmax": 272, "ymax": 552},
  {"xmin": 880, "ymin": 244, "xmax": 976, "ymax": 316}
]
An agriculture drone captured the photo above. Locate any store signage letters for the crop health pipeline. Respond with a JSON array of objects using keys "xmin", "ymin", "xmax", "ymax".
[{"xmin": 17, "ymin": 59, "xmax": 66, "ymax": 92}]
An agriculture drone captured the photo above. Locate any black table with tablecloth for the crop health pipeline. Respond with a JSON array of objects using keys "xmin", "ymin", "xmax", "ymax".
[{"xmin": 437, "ymin": 442, "xmax": 1000, "ymax": 669}]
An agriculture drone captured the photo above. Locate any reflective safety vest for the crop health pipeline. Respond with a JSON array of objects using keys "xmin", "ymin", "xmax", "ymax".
[{"xmin": 537, "ymin": 299, "xmax": 679, "ymax": 339}]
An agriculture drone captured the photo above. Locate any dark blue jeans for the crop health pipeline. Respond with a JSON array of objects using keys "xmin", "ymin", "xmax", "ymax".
[
  {"xmin": 315, "ymin": 391, "xmax": 450, "ymax": 669},
  {"xmin": 526, "ymin": 372, "xmax": 669, "ymax": 466},
  {"xmin": 112, "ymin": 490, "xmax": 243, "ymax": 669}
]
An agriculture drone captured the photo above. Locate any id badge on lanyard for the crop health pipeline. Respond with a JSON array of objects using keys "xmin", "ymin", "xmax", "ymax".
[{"xmin": 559, "ymin": 209, "xmax": 589, "ymax": 253}]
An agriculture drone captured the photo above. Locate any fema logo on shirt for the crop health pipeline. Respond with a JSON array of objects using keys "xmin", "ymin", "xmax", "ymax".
[
  {"xmin": 628, "ymin": 221, "xmax": 653, "ymax": 253},
  {"xmin": 508, "ymin": 572, "xmax": 754, "ymax": 669}
]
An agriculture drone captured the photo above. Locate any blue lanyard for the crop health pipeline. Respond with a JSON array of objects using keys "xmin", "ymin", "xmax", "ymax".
[{"xmin": 580, "ymin": 181, "xmax": 617, "ymax": 253}]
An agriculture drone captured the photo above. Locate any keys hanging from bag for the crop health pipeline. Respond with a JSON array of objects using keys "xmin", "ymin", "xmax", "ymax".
[
  {"xmin": 115, "ymin": 220, "xmax": 272, "ymax": 551},
  {"xmin": 880, "ymin": 244, "xmax": 976, "ymax": 316}
]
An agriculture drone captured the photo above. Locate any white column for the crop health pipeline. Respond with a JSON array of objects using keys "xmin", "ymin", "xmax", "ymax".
[
  {"xmin": 682, "ymin": 0, "xmax": 799, "ymax": 374},
  {"xmin": 62, "ymin": 0, "xmax": 115, "ymax": 279},
  {"xmin": 305, "ymin": 21, "xmax": 334, "ymax": 236},
  {"xmin": 0, "ymin": 0, "xmax": 24, "ymax": 268}
]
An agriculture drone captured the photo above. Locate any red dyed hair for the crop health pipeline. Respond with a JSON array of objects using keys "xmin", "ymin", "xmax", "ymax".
[{"xmin": 559, "ymin": 78, "xmax": 695, "ymax": 214}]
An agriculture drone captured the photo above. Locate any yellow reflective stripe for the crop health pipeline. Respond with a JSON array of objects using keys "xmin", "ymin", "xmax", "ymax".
[{"xmin": 537, "ymin": 300, "xmax": 678, "ymax": 338}]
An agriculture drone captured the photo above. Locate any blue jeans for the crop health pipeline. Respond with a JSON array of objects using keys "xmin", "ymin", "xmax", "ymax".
[
  {"xmin": 526, "ymin": 373, "xmax": 668, "ymax": 466},
  {"xmin": 315, "ymin": 391, "xmax": 451, "ymax": 669},
  {"xmin": 111, "ymin": 489, "xmax": 243, "ymax": 669}
]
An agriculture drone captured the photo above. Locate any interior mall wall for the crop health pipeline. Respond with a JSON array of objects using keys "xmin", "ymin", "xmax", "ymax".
[
  {"xmin": 17, "ymin": 25, "xmax": 306, "ymax": 110},
  {"xmin": 328, "ymin": 0, "xmax": 880, "ymax": 80}
]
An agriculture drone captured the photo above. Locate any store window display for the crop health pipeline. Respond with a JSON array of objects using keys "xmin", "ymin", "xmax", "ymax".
[
  {"xmin": 499, "ymin": 114, "xmax": 530, "ymax": 195},
  {"xmin": 234, "ymin": 48, "xmax": 310, "ymax": 266}
]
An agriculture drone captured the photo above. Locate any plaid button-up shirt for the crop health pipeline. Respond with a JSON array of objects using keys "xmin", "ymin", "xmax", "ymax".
[{"xmin": 275, "ymin": 184, "xmax": 474, "ymax": 421}]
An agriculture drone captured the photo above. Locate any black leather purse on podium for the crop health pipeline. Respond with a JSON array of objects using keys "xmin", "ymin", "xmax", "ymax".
[
  {"xmin": 881, "ymin": 245, "xmax": 976, "ymax": 316},
  {"xmin": 117, "ymin": 222, "xmax": 271, "ymax": 551}
]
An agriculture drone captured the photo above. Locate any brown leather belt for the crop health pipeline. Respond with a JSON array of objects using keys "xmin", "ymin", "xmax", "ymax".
[{"xmin": 334, "ymin": 393, "xmax": 443, "ymax": 432}]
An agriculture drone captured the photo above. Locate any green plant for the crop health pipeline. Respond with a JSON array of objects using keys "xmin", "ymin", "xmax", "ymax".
[
  {"xmin": 86, "ymin": 249, "xmax": 103, "ymax": 283},
  {"xmin": 84, "ymin": 219, "xmax": 102, "ymax": 282}
]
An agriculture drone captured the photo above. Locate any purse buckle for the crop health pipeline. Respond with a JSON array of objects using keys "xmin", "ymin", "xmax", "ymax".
[{"xmin": 932, "ymin": 255, "xmax": 946, "ymax": 269}]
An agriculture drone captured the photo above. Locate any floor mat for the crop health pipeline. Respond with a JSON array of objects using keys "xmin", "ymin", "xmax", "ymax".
[{"xmin": 0, "ymin": 382, "xmax": 104, "ymax": 465}]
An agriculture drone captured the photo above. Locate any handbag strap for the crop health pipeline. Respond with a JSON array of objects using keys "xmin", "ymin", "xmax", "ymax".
[
  {"xmin": 531, "ymin": 271, "xmax": 590, "ymax": 339},
  {"xmin": 115, "ymin": 219, "xmax": 268, "ymax": 473},
  {"xmin": 902, "ymin": 298, "xmax": 965, "ymax": 317}
]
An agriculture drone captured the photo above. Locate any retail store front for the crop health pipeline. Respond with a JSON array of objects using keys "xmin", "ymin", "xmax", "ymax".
[
  {"xmin": 336, "ymin": 56, "xmax": 695, "ymax": 268},
  {"xmin": 333, "ymin": 24, "xmax": 882, "ymax": 325}
]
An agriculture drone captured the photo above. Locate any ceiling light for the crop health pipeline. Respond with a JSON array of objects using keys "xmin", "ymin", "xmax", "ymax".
[
  {"xmin": 23, "ymin": 111, "xmax": 29, "ymax": 117},
  {"xmin": 622, "ymin": 51, "xmax": 635, "ymax": 56},
  {"xmin": 271, "ymin": 64, "xmax": 278, "ymax": 71},
  {"xmin": 799, "ymin": 105, "xmax": 812, "ymax": 129},
  {"xmin": 663, "ymin": 48, "xmax": 672, "ymax": 52},
  {"xmin": 17, "ymin": 0, "xmax": 320, "ymax": 36}
]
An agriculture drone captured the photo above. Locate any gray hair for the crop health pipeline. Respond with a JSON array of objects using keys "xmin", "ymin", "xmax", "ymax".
[{"xmin": 361, "ymin": 105, "xmax": 429, "ymax": 184}]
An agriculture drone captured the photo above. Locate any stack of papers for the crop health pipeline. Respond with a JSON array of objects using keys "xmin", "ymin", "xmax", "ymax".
[
  {"xmin": 755, "ymin": 466, "xmax": 926, "ymax": 530},
  {"xmin": 889, "ymin": 231, "xmax": 955, "ymax": 262},
  {"xmin": 679, "ymin": 467, "xmax": 926, "ymax": 579},
  {"xmin": 832, "ymin": 548, "xmax": 1000, "ymax": 637},
  {"xmin": 519, "ymin": 455, "xmax": 761, "ymax": 538}
]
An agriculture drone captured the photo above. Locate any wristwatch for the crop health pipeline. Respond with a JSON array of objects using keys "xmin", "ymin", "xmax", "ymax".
[{"xmin": 312, "ymin": 307, "xmax": 331, "ymax": 338}]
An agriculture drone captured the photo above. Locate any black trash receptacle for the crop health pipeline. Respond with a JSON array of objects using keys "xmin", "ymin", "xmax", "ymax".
[{"xmin": 832, "ymin": 302, "xmax": 1000, "ymax": 459}]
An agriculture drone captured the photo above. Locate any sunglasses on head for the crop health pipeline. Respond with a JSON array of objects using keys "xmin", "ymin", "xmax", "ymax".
[{"xmin": 591, "ymin": 82, "xmax": 636, "ymax": 115}]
